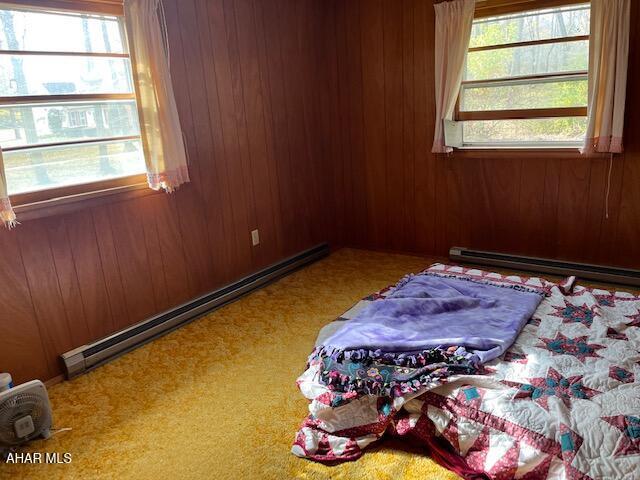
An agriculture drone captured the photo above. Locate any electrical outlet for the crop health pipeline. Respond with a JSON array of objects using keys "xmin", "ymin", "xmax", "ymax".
[{"xmin": 251, "ymin": 229, "xmax": 260, "ymax": 246}]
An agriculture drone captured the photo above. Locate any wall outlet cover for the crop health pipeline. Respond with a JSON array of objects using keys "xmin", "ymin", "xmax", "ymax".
[{"xmin": 251, "ymin": 229, "xmax": 260, "ymax": 246}]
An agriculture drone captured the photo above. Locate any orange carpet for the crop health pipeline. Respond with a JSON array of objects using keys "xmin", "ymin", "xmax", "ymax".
[{"xmin": 1, "ymin": 248, "xmax": 460, "ymax": 480}]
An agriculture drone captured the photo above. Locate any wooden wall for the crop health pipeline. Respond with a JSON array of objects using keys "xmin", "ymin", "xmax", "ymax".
[
  {"xmin": 0, "ymin": 0, "xmax": 335, "ymax": 384},
  {"xmin": 4, "ymin": 0, "xmax": 640, "ymax": 385},
  {"xmin": 326, "ymin": 0, "xmax": 640, "ymax": 269}
]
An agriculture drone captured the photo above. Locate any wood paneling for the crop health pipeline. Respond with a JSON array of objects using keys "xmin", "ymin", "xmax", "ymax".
[
  {"xmin": 3, "ymin": 0, "xmax": 640, "ymax": 385},
  {"xmin": 330, "ymin": 0, "xmax": 640, "ymax": 270},
  {"xmin": 0, "ymin": 0, "xmax": 332, "ymax": 384}
]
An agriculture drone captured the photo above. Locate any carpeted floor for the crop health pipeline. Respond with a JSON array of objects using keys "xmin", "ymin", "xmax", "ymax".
[{"xmin": 1, "ymin": 248, "xmax": 461, "ymax": 480}]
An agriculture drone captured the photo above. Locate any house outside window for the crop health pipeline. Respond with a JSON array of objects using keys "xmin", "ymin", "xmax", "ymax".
[{"xmin": 0, "ymin": 4, "xmax": 146, "ymax": 198}]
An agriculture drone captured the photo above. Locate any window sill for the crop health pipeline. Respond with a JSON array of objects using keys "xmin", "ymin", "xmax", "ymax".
[
  {"xmin": 455, "ymin": 146, "xmax": 582, "ymax": 153},
  {"xmin": 12, "ymin": 174, "xmax": 158, "ymax": 222},
  {"xmin": 448, "ymin": 147, "xmax": 614, "ymax": 160}
]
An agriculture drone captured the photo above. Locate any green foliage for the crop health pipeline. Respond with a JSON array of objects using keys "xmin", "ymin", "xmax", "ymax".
[
  {"xmin": 463, "ymin": 7, "xmax": 590, "ymax": 144},
  {"xmin": 463, "ymin": 80, "xmax": 587, "ymax": 111},
  {"xmin": 47, "ymin": 108, "xmax": 64, "ymax": 135}
]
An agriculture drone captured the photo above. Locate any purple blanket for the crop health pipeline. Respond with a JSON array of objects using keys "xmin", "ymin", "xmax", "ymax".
[
  {"xmin": 324, "ymin": 273, "xmax": 543, "ymax": 363},
  {"xmin": 310, "ymin": 272, "xmax": 544, "ymax": 397}
]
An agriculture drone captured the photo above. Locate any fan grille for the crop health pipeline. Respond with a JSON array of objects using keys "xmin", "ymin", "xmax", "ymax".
[{"xmin": 0, "ymin": 391, "xmax": 49, "ymax": 446}]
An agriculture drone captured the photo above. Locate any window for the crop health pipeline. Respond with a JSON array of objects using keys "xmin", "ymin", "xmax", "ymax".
[
  {"xmin": 457, "ymin": 3, "xmax": 590, "ymax": 148},
  {"xmin": 0, "ymin": 4, "xmax": 146, "ymax": 198},
  {"xmin": 67, "ymin": 109, "xmax": 89, "ymax": 128}
]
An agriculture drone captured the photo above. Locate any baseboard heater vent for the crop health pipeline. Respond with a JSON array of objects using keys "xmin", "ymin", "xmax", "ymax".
[
  {"xmin": 449, "ymin": 247, "xmax": 640, "ymax": 287},
  {"xmin": 62, "ymin": 243, "xmax": 329, "ymax": 379}
]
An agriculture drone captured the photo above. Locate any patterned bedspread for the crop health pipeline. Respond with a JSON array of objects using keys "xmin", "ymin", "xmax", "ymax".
[{"xmin": 292, "ymin": 264, "xmax": 640, "ymax": 480}]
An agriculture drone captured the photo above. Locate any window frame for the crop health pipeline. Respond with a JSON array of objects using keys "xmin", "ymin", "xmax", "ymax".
[
  {"xmin": 0, "ymin": 1, "xmax": 124, "ymax": 17},
  {"xmin": 0, "ymin": 0, "xmax": 151, "ymax": 212},
  {"xmin": 455, "ymin": 0, "xmax": 591, "ymax": 150}
]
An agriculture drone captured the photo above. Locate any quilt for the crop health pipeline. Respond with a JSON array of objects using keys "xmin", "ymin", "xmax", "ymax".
[{"xmin": 292, "ymin": 264, "xmax": 640, "ymax": 480}]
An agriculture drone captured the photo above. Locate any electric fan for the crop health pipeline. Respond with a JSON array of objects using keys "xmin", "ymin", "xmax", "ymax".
[{"xmin": 0, "ymin": 379, "xmax": 52, "ymax": 450}]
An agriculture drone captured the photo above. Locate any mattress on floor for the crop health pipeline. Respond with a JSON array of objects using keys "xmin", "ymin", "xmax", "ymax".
[{"xmin": 293, "ymin": 264, "xmax": 640, "ymax": 480}]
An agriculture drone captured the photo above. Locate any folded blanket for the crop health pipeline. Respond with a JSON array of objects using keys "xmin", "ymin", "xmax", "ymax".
[
  {"xmin": 309, "ymin": 268, "xmax": 545, "ymax": 398},
  {"xmin": 294, "ymin": 264, "xmax": 571, "ymax": 467}
]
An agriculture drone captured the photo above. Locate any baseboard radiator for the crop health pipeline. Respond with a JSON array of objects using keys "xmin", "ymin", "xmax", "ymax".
[
  {"xmin": 62, "ymin": 243, "xmax": 329, "ymax": 379},
  {"xmin": 449, "ymin": 247, "xmax": 640, "ymax": 287}
]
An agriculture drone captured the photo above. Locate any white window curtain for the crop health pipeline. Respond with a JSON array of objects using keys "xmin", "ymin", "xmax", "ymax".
[
  {"xmin": 0, "ymin": 148, "xmax": 16, "ymax": 228},
  {"xmin": 125, "ymin": 0, "xmax": 189, "ymax": 191},
  {"xmin": 431, "ymin": 0, "xmax": 475, "ymax": 154},
  {"xmin": 581, "ymin": 0, "xmax": 630, "ymax": 154}
]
